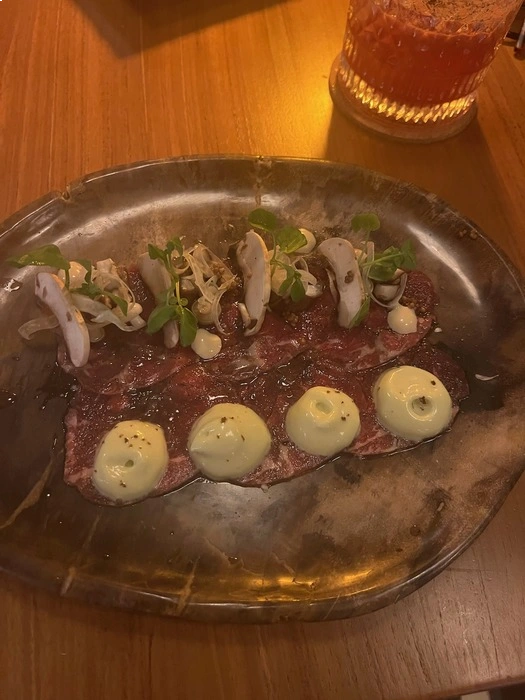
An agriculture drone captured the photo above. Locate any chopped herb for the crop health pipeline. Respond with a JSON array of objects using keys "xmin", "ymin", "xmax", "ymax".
[
  {"xmin": 275, "ymin": 226, "xmax": 307, "ymax": 255},
  {"xmin": 146, "ymin": 238, "xmax": 198, "ymax": 346},
  {"xmin": 349, "ymin": 295, "xmax": 370, "ymax": 329},
  {"xmin": 351, "ymin": 213, "xmax": 381, "ymax": 234},
  {"xmin": 7, "ymin": 244, "xmax": 71, "ymax": 286},
  {"xmin": 361, "ymin": 241, "xmax": 416, "ymax": 282}
]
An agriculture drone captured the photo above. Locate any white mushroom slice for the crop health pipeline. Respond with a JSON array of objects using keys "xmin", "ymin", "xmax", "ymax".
[
  {"xmin": 305, "ymin": 282, "xmax": 323, "ymax": 298},
  {"xmin": 192, "ymin": 297, "xmax": 214, "ymax": 326},
  {"xmin": 372, "ymin": 273, "xmax": 407, "ymax": 309},
  {"xmin": 326, "ymin": 268, "xmax": 338, "ymax": 302},
  {"xmin": 138, "ymin": 253, "xmax": 179, "ymax": 349},
  {"xmin": 95, "ymin": 258, "xmax": 118, "ymax": 275},
  {"xmin": 58, "ymin": 261, "xmax": 88, "ymax": 288},
  {"xmin": 297, "ymin": 228, "xmax": 317, "ymax": 254},
  {"xmin": 35, "ymin": 273, "xmax": 90, "ymax": 367},
  {"xmin": 236, "ymin": 230, "xmax": 271, "ymax": 336},
  {"xmin": 318, "ymin": 238, "xmax": 365, "ymax": 328}
]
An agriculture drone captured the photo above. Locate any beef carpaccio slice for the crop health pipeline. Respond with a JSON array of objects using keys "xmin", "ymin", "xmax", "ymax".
[
  {"xmin": 58, "ymin": 268, "xmax": 197, "ymax": 394},
  {"xmin": 59, "ymin": 268, "xmax": 437, "ymax": 393},
  {"xmin": 64, "ymin": 341, "xmax": 469, "ymax": 505},
  {"xmin": 64, "ymin": 365, "xmax": 240, "ymax": 505}
]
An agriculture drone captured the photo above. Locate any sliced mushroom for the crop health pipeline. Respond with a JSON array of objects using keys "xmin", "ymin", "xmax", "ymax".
[
  {"xmin": 95, "ymin": 258, "xmax": 118, "ymax": 276},
  {"xmin": 35, "ymin": 272, "xmax": 90, "ymax": 367},
  {"xmin": 294, "ymin": 258, "xmax": 322, "ymax": 298},
  {"xmin": 236, "ymin": 230, "xmax": 271, "ymax": 336},
  {"xmin": 372, "ymin": 273, "xmax": 407, "ymax": 309},
  {"xmin": 192, "ymin": 297, "xmax": 214, "ymax": 326},
  {"xmin": 297, "ymin": 228, "xmax": 317, "ymax": 254},
  {"xmin": 58, "ymin": 261, "xmax": 88, "ymax": 288},
  {"xmin": 318, "ymin": 238, "xmax": 365, "ymax": 328},
  {"xmin": 138, "ymin": 253, "xmax": 179, "ymax": 348}
]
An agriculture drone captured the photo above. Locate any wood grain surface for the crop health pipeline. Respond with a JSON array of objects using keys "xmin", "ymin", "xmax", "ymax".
[{"xmin": 1, "ymin": 0, "xmax": 525, "ymax": 698}]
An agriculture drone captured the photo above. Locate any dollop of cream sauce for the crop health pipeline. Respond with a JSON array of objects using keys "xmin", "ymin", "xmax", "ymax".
[
  {"xmin": 387, "ymin": 304, "xmax": 418, "ymax": 334},
  {"xmin": 191, "ymin": 328, "xmax": 222, "ymax": 359},
  {"xmin": 93, "ymin": 420, "xmax": 169, "ymax": 502},
  {"xmin": 188, "ymin": 403, "xmax": 271, "ymax": 480},
  {"xmin": 373, "ymin": 366, "xmax": 452, "ymax": 441},
  {"xmin": 285, "ymin": 386, "xmax": 360, "ymax": 456}
]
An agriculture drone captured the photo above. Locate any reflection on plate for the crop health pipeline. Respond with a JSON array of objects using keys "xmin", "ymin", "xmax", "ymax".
[{"xmin": 0, "ymin": 156, "xmax": 524, "ymax": 622}]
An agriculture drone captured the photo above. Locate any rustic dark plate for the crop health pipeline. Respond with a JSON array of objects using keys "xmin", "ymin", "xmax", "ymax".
[{"xmin": 0, "ymin": 156, "xmax": 524, "ymax": 623}]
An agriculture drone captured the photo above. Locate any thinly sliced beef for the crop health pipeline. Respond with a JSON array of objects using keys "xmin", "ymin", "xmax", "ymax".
[
  {"xmin": 211, "ymin": 270, "xmax": 436, "ymax": 378},
  {"xmin": 58, "ymin": 331, "xmax": 197, "ymax": 395},
  {"xmin": 306, "ymin": 270, "xmax": 436, "ymax": 372},
  {"xmin": 61, "ymin": 257, "xmax": 469, "ymax": 505},
  {"xmin": 58, "ymin": 267, "xmax": 198, "ymax": 394},
  {"xmin": 64, "ymin": 365, "xmax": 239, "ymax": 505},
  {"xmin": 239, "ymin": 342, "xmax": 468, "ymax": 485},
  {"xmin": 59, "ymin": 264, "xmax": 436, "ymax": 394},
  {"xmin": 65, "ymin": 335, "xmax": 469, "ymax": 504}
]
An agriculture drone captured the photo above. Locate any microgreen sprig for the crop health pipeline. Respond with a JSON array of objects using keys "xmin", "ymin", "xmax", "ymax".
[
  {"xmin": 349, "ymin": 212, "xmax": 417, "ymax": 327},
  {"xmin": 7, "ymin": 246, "xmax": 130, "ymax": 313},
  {"xmin": 146, "ymin": 237, "xmax": 198, "ymax": 347},
  {"xmin": 8, "ymin": 244, "xmax": 71, "ymax": 287},
  {"xmin": 361, "ymin": 241, "xmax": 416, "ymax": 282},
  {"xmin": 248, "ymin": 209, "xmax": 307, "ymax": 302},
  {"xmin": 70, "ymin": 260, "xmax": 129, "ymax": 315}
]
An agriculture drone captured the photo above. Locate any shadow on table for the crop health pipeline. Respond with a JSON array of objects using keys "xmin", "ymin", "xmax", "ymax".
[
  {"xmin": 71, "ymin": 0, "xmax": 291, "ymax": 56},
  {"xmin": 322, "ymin": 106, "xmax": 518, "ymax": 250}
]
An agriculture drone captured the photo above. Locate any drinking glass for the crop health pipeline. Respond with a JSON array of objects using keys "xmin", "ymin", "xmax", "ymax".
[{"xmin": 330, "ymin": 0, "xmax": 522, "ymax": 141}]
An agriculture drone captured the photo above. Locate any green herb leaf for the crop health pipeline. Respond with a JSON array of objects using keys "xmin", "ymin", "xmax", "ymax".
[
  {"xmin": 276, "ymin": 263, "xmax": 306, "ymax": 302},
  {"xmin": 366, "ymin": 241, "xmax": 417, "ymax": 281},
  {"xmin": 7, "ymin": 244, "xmax": 70, "ymax": 273},
  {"xmin": 169, "ymin": 237, "xmax": 184, "ymax": 258},
  {"xmin": 351, "ymin": 213, "xmax": 381, "ymax": 234},
  {"xmin": 104, "ymin": 290, "xmax": 129, "ymax": 316},
  {"xmin": 178, "ymin": 307, "xmax": 198, "ymax": 347},
  {"xmin": 400, "ymin": 240, "xmax": 416, "ymax": 270},
  {"xmin": 147, "ymin": 243, "xmax": 166, "ymax": 263},
  {"xmin": 277, "ymin": 267, "xmax": 295, "ymax": 296},
  {"xmin": 349, "ymin": 296, "xmax": 370, "ymax": 328},
  {"xmin": 290, "ymin": 276, "xmax": 306, "ymax": 302},
  {"xmin": 74, "ymin": 259, "xmax": 93, "ymax": 284},
  {"xmin": 368, "ymin": 259, "xmax": 398, "ymax": 282},
  {"xmin": 72, "ymin": 280, "xmax": 129, "ymax": 316},
  {"xmin": 248, "ymin": 208, "xmax": 278, "ymax": 232},
  {"xmin": 147, "ymin": 304, "xmax": 178, "ymax": 334},
  {"xmin": 276, "ymin": 226, "xmax": 307, "ymax": 255}
]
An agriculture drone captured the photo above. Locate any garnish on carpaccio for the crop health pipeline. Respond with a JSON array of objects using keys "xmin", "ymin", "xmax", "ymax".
[{"xmin": 8, "ymin": 210, "xmax": 469, "ymax": 505}]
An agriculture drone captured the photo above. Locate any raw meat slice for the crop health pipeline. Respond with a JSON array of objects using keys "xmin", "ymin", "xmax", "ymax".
[
  {"xmin": 64, "ymin": 366, "xmax": 237, "ymax": 505},
  {"xmin": 58, "ymin": 267, "xmax": 198, "ymax": 394},
  {"xmin": 61, "ymin": 257, "xmax": 468, "ymax": 504}
]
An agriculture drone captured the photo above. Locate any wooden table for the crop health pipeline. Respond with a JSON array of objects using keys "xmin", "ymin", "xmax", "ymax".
[{"xmin": 1, "ymin": 1, "xmax": 525, "ymax": 698}]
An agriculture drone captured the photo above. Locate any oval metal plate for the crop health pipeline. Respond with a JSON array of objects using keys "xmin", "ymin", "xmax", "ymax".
[{"xmin": 0, "ymin": 156, "xmax": 524, "ymax": 622}]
